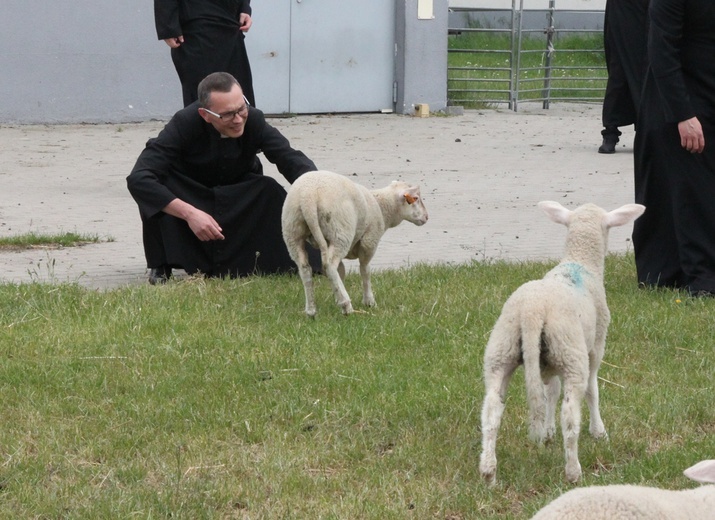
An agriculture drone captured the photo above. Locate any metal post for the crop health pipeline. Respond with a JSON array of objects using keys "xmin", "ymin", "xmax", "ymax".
[
  {"xmin": 542, "ymin": 0, "xmax": 556, "ymax": 109},
  {"xmin": 513, "ymin": 0, "xmax": 524, "ymax": 111}
]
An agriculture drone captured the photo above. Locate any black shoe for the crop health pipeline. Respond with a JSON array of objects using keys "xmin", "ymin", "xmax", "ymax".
[
  {"xmin": 598, "ymin": 138, "xmax": 617, "ymax": 154},
  {"xmin": 148, "ymin": 265, "xmax": 172, "ymax": 285}
]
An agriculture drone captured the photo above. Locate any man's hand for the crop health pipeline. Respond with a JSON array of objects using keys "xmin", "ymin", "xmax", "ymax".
[
  {"xmin": 239, "ymin": 13, "xmax": 252, "ymax": 32},
  {"xmin": 678, "ymin": 116, "xmax": 705, "ymax": 154},
  {"xmin": 163, "ymin": 35, "xmax": 184, "ymax": 48},
  {"xmin": 163, "ymin": 199, "xmax": 225, "ymax": 241},
  {"xmin": 185, "ymin": 209, "xmax": 225, "ymax": 241}
]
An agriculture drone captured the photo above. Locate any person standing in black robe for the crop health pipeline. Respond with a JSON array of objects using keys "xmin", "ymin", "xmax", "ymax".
[
  {"xmin": 632, "ymin": 0, "xmax": 715, "ymax": 294},
  {"xmin": 154, "ymin": 0, "xmax": 256, "ymax": 107},
  {"xmin": 127, "ymin": 72, "xmax": 316, "ymax": 284},
  {"xmin": 598, "ymin": 0, "xmax": 650, "ymax": 154}
]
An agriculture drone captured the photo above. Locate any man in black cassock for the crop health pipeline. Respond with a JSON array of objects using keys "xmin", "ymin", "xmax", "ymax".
[
  {"xmin": 598, "ymin": 0, "xmax": 649, "ymax": 154},
  {"xmin": 127, "ymin": 72, "xmax": 317, "ymax": 284},
  {"xmin": 633, "ymin": 0, "xmax": 715, "ymax": 295},
  {"xmin": 155, "ymin": 0, "xmax": 256, "ymax": 107}
]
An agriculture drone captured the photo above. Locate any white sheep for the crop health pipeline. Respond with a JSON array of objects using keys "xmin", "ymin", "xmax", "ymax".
[
  {"xmin": 479, "ymin": 201, "xmax": 645, "ymax": 484},
  {"xmin": 281, "ymin": 170, "xmax": 428, "ymax": 316},
  {"xmin": 530, "ymin": 459, "xmax": 715, "ymax": 519}
]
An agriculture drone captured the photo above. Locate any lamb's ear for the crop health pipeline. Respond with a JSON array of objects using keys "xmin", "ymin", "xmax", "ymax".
[
  {"xmin": 404, "ymin": 193, "xmax": 417, "ymax": 205},
  {"xmin": 538, "ymin": 201, "xmax": 571, "ymax": 225},
  {"xmin": 683, "ymin": 460, "xmax": 715, "ymax": 484},
  {"xmin": 604, "ymin": 204, "xmax": 645, "ymax": 228}
]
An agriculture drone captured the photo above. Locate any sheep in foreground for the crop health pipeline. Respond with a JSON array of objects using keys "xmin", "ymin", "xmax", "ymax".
[
  {"xmin": 281, "ymin": 170, "xmax": 428, "ymax": 316},
  {"xmin": 479, "ymin": 201, "xmax": 645, "ymax": 484},
  {"xmin": 530, "ymin": 459, "xmax": 715, "ymax": 519}
]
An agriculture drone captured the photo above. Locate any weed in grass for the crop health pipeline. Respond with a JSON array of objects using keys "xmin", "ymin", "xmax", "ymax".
[
  {"xmin": 0, "ymin": 255, "xmax": 713, "ymax": 518},
  {"xmin": 0, "ymin": 231, "xmax": 106, "ymax": 251}
]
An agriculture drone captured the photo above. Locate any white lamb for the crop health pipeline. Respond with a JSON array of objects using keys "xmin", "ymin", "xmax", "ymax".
[
  {"xmin": 281, "ymin": 170, "xmax": 428, "ymax": 316},
  {"xmin": 530, "ymin": 459, "xmax": 715, "ymax": 519},
  {"xmin": 479, "ymin": 201, "xmax": 645, "ymax": 484}
]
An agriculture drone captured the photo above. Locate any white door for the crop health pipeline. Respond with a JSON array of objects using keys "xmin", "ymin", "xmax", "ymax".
[{"xmin": 248, "ymin": 0, "xmax": 395, "ymax": 114}]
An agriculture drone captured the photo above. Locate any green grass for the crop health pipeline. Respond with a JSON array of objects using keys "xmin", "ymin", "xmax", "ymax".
[
  {"xmin": 449, "ymin": 31, "xmax": 607, "ymax": 108},
  {"xmin": 1, "ymin": 255, "xmax": 713, "ymax": 518},
  {"xmin": 0, "ymin": 232, "xmax": 107, "ymax": 250}
]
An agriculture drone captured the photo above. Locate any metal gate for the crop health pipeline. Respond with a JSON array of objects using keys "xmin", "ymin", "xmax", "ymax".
[
  {"xmin": 247, "ymin": 0, "xmax": 395, "ymax": 114},
  {"xmin": 448, "ymin": 0, "xmax": 606, "ymax": 111}
]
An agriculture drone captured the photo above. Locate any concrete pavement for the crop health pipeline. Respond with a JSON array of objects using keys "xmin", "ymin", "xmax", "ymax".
[{"xmin": 0, "ymin": 103, "xmax": 637, "ymax": 289}]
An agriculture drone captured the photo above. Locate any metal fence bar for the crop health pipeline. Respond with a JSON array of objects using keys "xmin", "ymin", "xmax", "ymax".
[
  {"xmin": 512, "ymin": 0, "xmax": 523, "ymax": 111},
  {"xmin": 542, "ymin": 0, "xmax": 556, "ymax": 108},
  {"xmin": 447, "ymin": 1, "xmax": 606, "ymax": 112}
]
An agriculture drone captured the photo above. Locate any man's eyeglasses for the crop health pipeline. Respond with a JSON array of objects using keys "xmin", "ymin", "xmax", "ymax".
[{"xmin": 203, "ymin": 96, "xmax": 250, "ymax": 121}]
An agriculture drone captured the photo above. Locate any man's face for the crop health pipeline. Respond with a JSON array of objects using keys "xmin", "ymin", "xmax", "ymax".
[{"xmin": 199, "ymin": 84, "xmax": 249, "ymax": 138}]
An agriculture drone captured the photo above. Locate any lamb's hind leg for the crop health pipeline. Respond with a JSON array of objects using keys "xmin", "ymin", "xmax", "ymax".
[
  {"xmin": 323, "ymin": 245, "xmax": 353, "ymax": 315},
  {"xmin": 543, "ymin": 375, "xmax": 561, "ymax": 443},
  {"xmin": 290, "ymin": 240, "xmax": 317, "ymax": 317},
  {"xmin": 479, "ymin": 360, "xmax": 518, "ymax": 485},
  {"xmin": 561, "ymin": 373, "xmax": 588, "ymax": 483},
  {"xmin": 586, "ymin": 351, "xmax": 607, "ymax": 439}
]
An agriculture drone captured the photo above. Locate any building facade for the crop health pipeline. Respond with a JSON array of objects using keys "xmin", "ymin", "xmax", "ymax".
[{"xmin": 0, "ymin": 0, "xmax": 448, "ymax": 123}]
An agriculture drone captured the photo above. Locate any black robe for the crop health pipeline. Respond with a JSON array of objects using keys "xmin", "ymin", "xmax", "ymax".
[
  {"xmin": 601, "ymin": 0, "xmax": 650, "ymax": 134},
  {"xmin": 154, "ymin": 0, "xmax": 256, "ymax": 107},
  {"xmin": 632, "ymin": 0, "xmax": 715, "ymax": 292},
  {"xmin": 127, "ymin": 104, "xmax": 317, "ymax": 278}
]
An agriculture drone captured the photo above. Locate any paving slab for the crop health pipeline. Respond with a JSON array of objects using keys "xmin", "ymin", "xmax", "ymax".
[{"xmin": 0, "ymin": 104, "xmax": 637, "ymax": 289}]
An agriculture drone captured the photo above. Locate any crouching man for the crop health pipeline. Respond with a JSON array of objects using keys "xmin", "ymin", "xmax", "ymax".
[{"xmin": 127, "ymin": 72, "xmax": 318, "ymax": 284}]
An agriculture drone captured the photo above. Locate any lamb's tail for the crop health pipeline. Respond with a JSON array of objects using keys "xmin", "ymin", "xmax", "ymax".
[
  {"xmin": 299, "ymin": 194, "xmax": 329, "ymax": 256},
  {"xmin": 520, "ymin": 312, "xmax": 549, "ymax": 444}
]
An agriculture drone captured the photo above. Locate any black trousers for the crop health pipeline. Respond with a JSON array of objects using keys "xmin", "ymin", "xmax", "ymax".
[
  {"xmin": 633, "ymin": 118, "xmax": 715, "ymax": 292},
  {"xmin": 601, "ymin": 0, "xmax": 649, "ymax": 133}
]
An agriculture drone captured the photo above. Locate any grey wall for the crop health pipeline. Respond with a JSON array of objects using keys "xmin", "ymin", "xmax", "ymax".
[
  {"xmin": 395, "ymin": 0, "xmax": 450, "ymax": 115},
  {"xmin": 0, "ymin": 1, "xmax": 449, "ymax": 124},
  {"xmin": 0, "ymin": 1, "xmax": 181, "ymax": 124}
]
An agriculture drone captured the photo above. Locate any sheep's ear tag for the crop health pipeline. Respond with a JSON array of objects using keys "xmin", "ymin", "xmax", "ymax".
[{"xmin": 404, "ymin": 193, "xmax": 417, "ymax": 205}]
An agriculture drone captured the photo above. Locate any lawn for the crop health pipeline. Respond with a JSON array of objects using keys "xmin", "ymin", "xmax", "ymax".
[
  {"xmin": 0, "ymin": 232, "xmax": 106, "ymax": 252},
  {"xmin": 1, "ymin": 255, "xmax": 713, "ymax": 519},
  {"xmin": 448, "ymin": 30, "xmax": 607, "ymax": 109}
]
